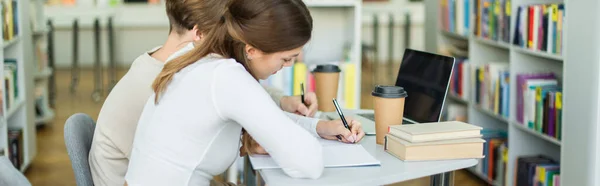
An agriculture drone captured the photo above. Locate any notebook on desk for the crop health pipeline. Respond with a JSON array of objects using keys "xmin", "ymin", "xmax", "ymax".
[
  {"xmin": 249, "ymin": 138, "xmax": 380, "ymax": 169},
  {"xmin": 321, "ymin": 49, "xmax": 455, "ymax": 133}
]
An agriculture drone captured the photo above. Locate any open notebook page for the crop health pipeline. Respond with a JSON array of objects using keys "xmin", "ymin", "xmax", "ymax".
[{"xmin": 249, "ymin": 138, "xmax": 380, "ymax": 169}]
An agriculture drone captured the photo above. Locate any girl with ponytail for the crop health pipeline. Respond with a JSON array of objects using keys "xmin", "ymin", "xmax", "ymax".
[{"xmin": 125, "ymin": 0, "xmax": 365, "ymax": 185}]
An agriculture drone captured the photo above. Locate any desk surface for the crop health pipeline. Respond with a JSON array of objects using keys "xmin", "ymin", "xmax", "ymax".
[{"xmin": 257, "ymin": 136, "xmax": 478, "ymax": 186}]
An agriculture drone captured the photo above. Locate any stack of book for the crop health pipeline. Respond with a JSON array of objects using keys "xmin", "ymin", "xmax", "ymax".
[
  {"xmin": 439, "ymin": 0, "xmax": 471, "ymax": 36},
  {"xmin": 384, "ymin": 121, "xmax": 485, "ymax": 161},
  {"xmin": 473, "ymin": 62, "xmax": 511, "ymax": 118},
  {"xmin": 516, "ymin": 73, "xmax": 562, "ymax": 140},
  {"xmin": 472, "ymin": 129, "xmax": 508, "ymax": 185},
  {"xmin": 473, "ymin": 0, "xmax": 513, "ymax": 43},
  {"xmin": 449, "ymin": 58, "xmax": 470, "ymax": 100},
  {"xmin": 2, "ymin": 0, "xmax": 18, "ymax": 41},
  {"xmin": 515, "ymin": 155, "xmax": 560, "ymax": 186},
  {"xmin": 4, "ymin": 59, "xmax": 19, "ymax": 109},
  {"xmin": 7, "ymin": 128, "xmax": 23, "ymax": 169},
  {"xmin": 512, "ymin": 3, "xmax": 565, "ymax": 55}
]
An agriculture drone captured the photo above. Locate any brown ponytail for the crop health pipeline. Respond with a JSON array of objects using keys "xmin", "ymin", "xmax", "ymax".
[{"xmin": 152, "ymin": 0, "xmax": 313, "ymax": 104}]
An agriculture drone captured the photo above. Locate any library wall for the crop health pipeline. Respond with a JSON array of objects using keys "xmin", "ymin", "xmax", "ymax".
[
  {"xmin": 46, "ymin": 0, "xmax": 428, "ymax": 68},
  {"xmin": 362, "ymin": 0, "xmax": 426, "ymax": 63}
]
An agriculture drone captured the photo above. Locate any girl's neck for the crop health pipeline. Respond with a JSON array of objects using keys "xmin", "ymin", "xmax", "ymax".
[{"xmin": 151, "ymin": 32, "xmax": 194, "ymax": 63}]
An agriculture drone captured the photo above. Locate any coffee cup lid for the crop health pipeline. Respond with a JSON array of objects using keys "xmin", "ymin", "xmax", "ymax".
[
  {"xmin": 371, "ymin": 85, "xmax": 408, "ymax": 98},
  {"xmin": 312, "ymin": 64, "xmax": 341, "ymax": 73}
]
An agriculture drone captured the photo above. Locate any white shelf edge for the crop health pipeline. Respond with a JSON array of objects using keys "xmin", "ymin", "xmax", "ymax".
[
  {"xmin": 35, "ymin": 109, "xmax": 55, "ymax": 124},
  {"xmin": 19, "ymin": 158, "xmax": 31, "ymax": 173},
  {"xmin": 6, "ymin": 99, "xmax": 26, "ymax": 119},
  {"xmin": 304, "ymin": 0, "xmax": 358, "ymax": 7},
  {"xmin": 34, "ymin": 68, "xmax": 53, "ymax": 80},
  {"xmin": 473, "ymin": 104, "xmax": 509, "ymax": 123},
  {"xmin": 511, "ymin": 45, "xmax": 563, "ymax": 61},
  {"xmin": 441, "ymin": 30, "xmax": 469, "ymax": 40},
  {"xmin": 473, "ymin": 36, "xmax": 511, "ymax": 50},
  {"xmin": 466, "ymin": 167, "xmax": 498, "ymax": 186},
  {"xmin": 3, "ymin": 36, "xmax": 21, "ymax": 49},
  {"xmin": 510, "ymin": 121, "xmax": 561, "ymax": 146}
]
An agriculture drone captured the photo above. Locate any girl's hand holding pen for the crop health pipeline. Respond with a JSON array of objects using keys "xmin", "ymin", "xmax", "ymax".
[
  {"xmin": 239, "ymin": 118, "xmax": 365, "ymax": 157},
  {"xmin": 316, "ymin": 118, "xmax": 365, "ymax": 143},
  {"xmin": 280, "ymin": 92, "xmax": 319, "ymax": 117}
]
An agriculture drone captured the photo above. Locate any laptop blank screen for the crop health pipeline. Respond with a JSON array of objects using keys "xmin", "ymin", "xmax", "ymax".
[{"xmin": 395, "ymin": 49, "xmax": 455, "ymax": 123}]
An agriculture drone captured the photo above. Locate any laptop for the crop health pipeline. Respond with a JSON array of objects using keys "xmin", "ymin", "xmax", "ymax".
[{"xmin": 321, "ymin": 49, "xmax": 455, "ymax": 135}]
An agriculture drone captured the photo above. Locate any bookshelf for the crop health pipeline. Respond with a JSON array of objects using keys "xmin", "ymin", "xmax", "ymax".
[
  {"xmin": 0, "ymin": 0, "xmax": 38, "ymax": 173},
  {"xmin": 31, "ymin": 0, "xmax": 55, "ymax": 125},
  {"xmin": 428, "ymin": 0, "xmax": 584, "ymax": 185}
]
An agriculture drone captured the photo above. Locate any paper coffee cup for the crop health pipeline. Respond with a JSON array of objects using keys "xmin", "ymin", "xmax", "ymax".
[
  {"xmin": 313, "ymin": 64, "xmax": 341, "ymax": 112},
  {"xmin": 372, "ymin": 85, "xmax": 408, "ymax": 145}
]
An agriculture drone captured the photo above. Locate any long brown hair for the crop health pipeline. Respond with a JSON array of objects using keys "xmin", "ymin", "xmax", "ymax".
[
  {"xmin": 165, "ymin": 0, "xmax": 228, "ymax": 35},
  {"xmin": 153, "ymin": 0, "xmax": 313, "ymax": 103}
]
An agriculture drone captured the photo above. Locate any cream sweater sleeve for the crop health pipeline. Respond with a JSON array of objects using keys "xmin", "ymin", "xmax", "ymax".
[
  {"xmin": 263, "ymin": 85, "xmax": 286, "ymax": 108},
  {"xmin": 211, "ymin": 61, "xmax": 324, "ymax": 179}
]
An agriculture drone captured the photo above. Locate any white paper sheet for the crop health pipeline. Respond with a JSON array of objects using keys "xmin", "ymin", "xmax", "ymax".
[{"xmin": 249, "ymin": 138, "xmax": 380, "ymax": 169}]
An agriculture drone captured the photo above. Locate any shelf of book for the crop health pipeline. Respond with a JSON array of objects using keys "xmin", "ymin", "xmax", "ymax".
[
  {"xmin": 473, "ymin": 104, "xmax": 509, "ymax": 123},
  {"xmin": 428, "ymin": 0, "xmax": 573, "ymax": 184},
  {"xmin": 441, "ymin": 30, "xmax": 469, "ymax": 41},
  {"xmin": 466, "ymin": 167, "xmax": 498, "ymax": 186},
  {"xmin": 511, "ymin": 121, "xmax": 561, "ymax": 146},
  {"xmin": 512, "ymin": 46, "xmax": 563, "ymax": 62},
  {"xmin": 1, "ymin": 0, "xmax": 38, "ymax": 173},
  {"xmin": 3, "ymin": 36, "xmax": 20, "ymax": 49},
  {"xmin": 473, "ymin": 37, "xmax": 510, "ymax": 50},
  {"xmin": 6, "ymin": 99, "xmax": 25, "ymax": 119}
]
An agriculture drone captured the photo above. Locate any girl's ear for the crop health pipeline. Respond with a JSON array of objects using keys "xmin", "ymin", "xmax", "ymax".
[
  {"xmin": 245, "ymin": 44, "xmax": 259, "ymax": 60},
  {"xmin": 192, "ymin": 25, "xmax": 202, "ymax": 41}
]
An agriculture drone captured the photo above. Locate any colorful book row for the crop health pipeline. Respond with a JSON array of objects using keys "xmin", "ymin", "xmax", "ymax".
[
  {"xmin": 440, "ymin": 0, "xmax": 470, "ymax": 36},
  {"xmin": 7, "ymin": 128, "xmax": 23, "ymax": 169},
  {"xmin": 473, "ymin": 0, "xmax": 512, "ymax": 43},
  {"xmin": 516, "ymin": 155, "xmax": 560, "ymax": 186},
  {"xmin": 2, "ymin": 0, "xmax": 19, "ymax": 41},
  {"xmin": 260, "ymin": 62, "xmax": 358, "ymax": 109},
  {"xmin": 513, "ymin": 3, "xmax": 565, "ymax": 55},
  {"xmin": 449, "ymin": 58, "xmax": 470, "ymax": 100},
  {"xmin": 516, "ymin": 73, "xmax": 562, "ymax": 140},
  {"xmin": 4, "ymin": 59, "xmax": 19, "ymax": 113},
  {"xmin": 474, "ymin": 129, "xmax": 508, "ymax": 185},
  {"xmin": 473, "ymin": 62, "xmax": 510, "ymax": 118}
]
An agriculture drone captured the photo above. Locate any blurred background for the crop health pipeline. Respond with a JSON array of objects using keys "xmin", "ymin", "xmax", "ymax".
[{"xmin": 1, "ymin": 0, "xmax": 595, "ymax": 185}]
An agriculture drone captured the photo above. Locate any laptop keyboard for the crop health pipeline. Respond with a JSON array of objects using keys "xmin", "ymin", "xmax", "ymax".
[{"xmin": 357, "ymin": 113, "xmax": 414, "ymax": 124}]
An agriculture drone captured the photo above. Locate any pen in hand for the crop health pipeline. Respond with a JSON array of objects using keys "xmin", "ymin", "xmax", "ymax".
[
  {"xmin": 300, "ymin": 82, "xmax": 306, "ymax": 106},
  {"xmin": 332, "ymin": 98, "xmax": 352, "ymax": 142}
]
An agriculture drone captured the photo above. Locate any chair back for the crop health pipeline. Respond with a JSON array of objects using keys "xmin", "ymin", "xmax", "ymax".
[
  {"xmin": 0, "ymin": 156, "xmax": 31, "ymax": 186},
  {"xmin": 64, "ymin": 113, "xmax": 96, "ymax": 186}
]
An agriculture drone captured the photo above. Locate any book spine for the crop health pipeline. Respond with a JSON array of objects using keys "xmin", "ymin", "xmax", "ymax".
[
  {"xmin": 555, "ymin": 92, "xmax": 562, "ymax": 140},
  {"xmin": 343, "ymin": 63, "xmax": 356, "ymax": 109}
]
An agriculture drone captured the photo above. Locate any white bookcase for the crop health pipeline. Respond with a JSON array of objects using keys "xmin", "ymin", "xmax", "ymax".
[
  {"xmin": 424, "ymin": 0, "xmax": 600, "ymax": 185},
  {"xmin": 0, "ymin": 0, "xmax": 38, "ymax": 173},
  {"xmin": 31, "ymin": 0, "xmax": 55, "ymax": 125}
]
